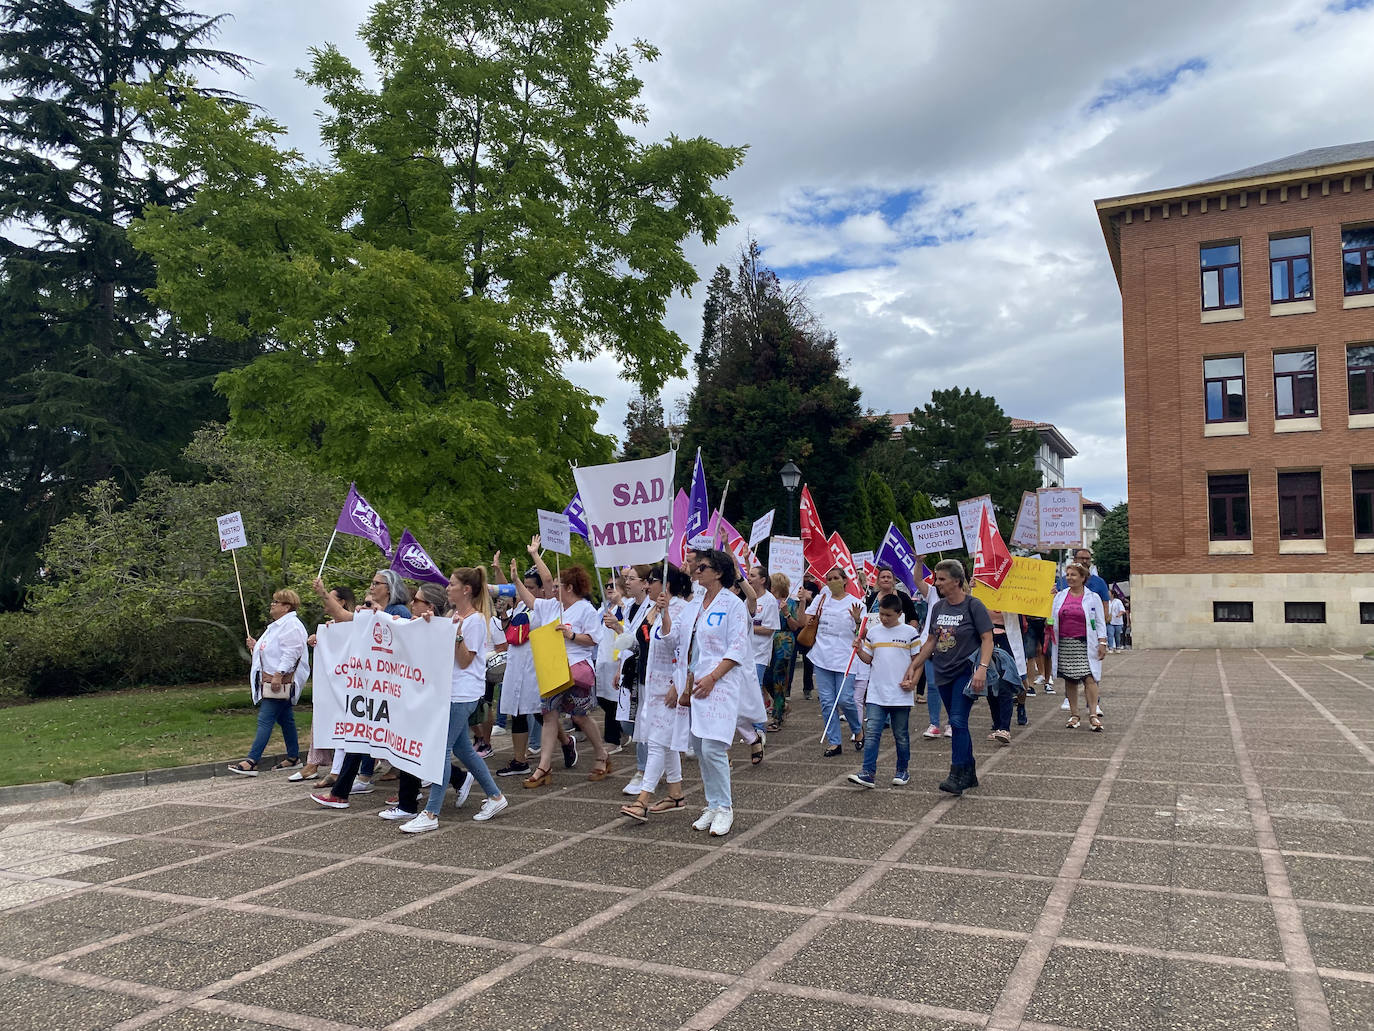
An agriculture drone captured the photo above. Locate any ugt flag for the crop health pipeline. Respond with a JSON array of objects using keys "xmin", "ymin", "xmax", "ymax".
[
  {"xmin": 572, "ymin": 449, "xmax": 678, "ymax": 567},
  {"xmin": 563, "ymin": 493, "xmax": 589, "ymax": 539},
  {"xmin": 335, "ymin": 483, "xmax": 392, "ymax": 558},
  {"xmin": 389, "ymin": 529, "xmax": 449, "ymax": 586},
  {"xmin": 875, "ymin": 522, "xmax": 918, "ymax": 594},
  {"xmin": 684, "ymin": 448, "xmax": 711, "ymax": 550}
]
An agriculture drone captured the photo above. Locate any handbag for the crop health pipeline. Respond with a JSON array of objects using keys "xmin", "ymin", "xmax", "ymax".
[
  {"xmin": 796, "ymin": 595, "xmax": 823, "ymax": 649},
  {"xmin": 258, "ymin": 670, "xmax": 291, "ymax": 700},
  {"xmin": 505, "ymin": 610, "xmax": 530, "ymax": 646},
  {"xmin": 483, "ymin": 619, "xmax": 506, "ymax": 684}
]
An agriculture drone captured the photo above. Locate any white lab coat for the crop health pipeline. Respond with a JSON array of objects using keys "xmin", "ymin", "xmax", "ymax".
[
  {"xmin": 499, "ymin": 597, "xmax": 562, "ymax": 717},
  {"xmin": 1050, "ymin": 589, "xmax": 1108, "ymax": 682},
  {"xmin": 687, "ymin": 589, "xmax": 750, "ymax": 744}
]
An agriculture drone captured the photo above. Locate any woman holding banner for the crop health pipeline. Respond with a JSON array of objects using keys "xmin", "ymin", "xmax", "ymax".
[
  {"xmin": 523, "ymin": 564, "xmax": 614, "ymax": 788},
  {"xmin": 805, "ymin": 567, "xmax": 866, "ymax": 758},
  {"xmin": 228, "ymin": 589, "xmax": 309, "ymax": 776}
]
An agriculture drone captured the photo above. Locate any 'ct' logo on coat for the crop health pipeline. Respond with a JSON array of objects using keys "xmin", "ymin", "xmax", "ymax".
[{"xmin": 706, "ymin": 612, "xmax": 725, "ymax": 626}]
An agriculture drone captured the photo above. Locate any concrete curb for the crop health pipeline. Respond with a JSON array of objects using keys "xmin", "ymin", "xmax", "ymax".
[{"xmin": 0, "ymin": 753, "xmax": 291, "ymax": 807}]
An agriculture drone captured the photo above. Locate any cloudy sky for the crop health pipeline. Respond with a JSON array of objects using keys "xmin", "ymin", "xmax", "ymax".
[{"xmin": 206, "ymin": 0, "xmax": 1374, "ymax": 507}]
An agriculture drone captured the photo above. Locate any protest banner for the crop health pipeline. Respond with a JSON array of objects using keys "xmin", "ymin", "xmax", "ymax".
[
  {"xmin": 314, "ymin": 611, "xmax": 455, "ymax": 783},
  {"xmin": 910, "ymin": 515, "xmax": 962, "ymax": 553},
  {"xmin": 389, "ymin": 529, "xmax": 449, "ymax": 586},
  {"xmin": 957, "ymin": 495, "xmax": 995, "ymax": 554},
  {"xmin": 749, "ymin": 510, "xmax": 775, "ymax": 549},
  {"xmin": 1010, "ymin": 491, "xmax": 1040, "ymax": 549},
  {"xmin": 1037, "ymin": 486, "xmax": 1083, "ymax": 548},
  {"xmin": 572, "ymin": 449, "xmax": 677, "ymax": 566},
  {"xmin": 769, "ymin": 535, "xmax": 805, "ymax": 597},
  {"xmin": 311, "ymin": 621, "xmax": 349, "ymax": 735},
  {"xmin": 875, "ymin": 522, "xmax": 919, "ymax": 593},
  {"xmin": 217, "ymin": 511, "xmax": 247, "ymax": 551},
  {"xmin": 537, "ymin": 509, "xmax": 572, "ymax": 556},
  {"xmin": 971, "ymin": 556, "xmax": 1056, "ymax": 617}
]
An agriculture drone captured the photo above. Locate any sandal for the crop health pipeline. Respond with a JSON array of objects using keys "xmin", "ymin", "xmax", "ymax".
[
  {"xmin": 1089, "ymin": 715, "xmax": 1103, "ymax": 732},
  {"xmin": 649, "ymin": 795, "xmax": 686, "ymax": 813},
  {"xmin": 766, "ymin": 719, "xmax": 783, "ymax": 733},
  {"xmin": 288, "ymin": 764, "xmax": 320, "ymax": 782},
  {"xmin": 271, "ymin": 757, "xmax": 302, "ymax": 772},
  {"xmin": 522, "ymin": 766, "xmax": 552, "ymax": 789},
  {"xmin": 1066, "ymin": 715, "xmax": 1080, "ymax": 729},
  {"xmin": 751, "ymin": 738, "xmax": 765, "ymax": 765},
  {"xmin": 317, "ymin": 773, "xmax": 337, "ymax": 788},
  {"xmin": 587, "ymin": 757, "xmax": 613, "ymax": 782},
  {"xmin": 619, "ymin": 800, "xmax": 649, "ymax": 823},
  {"xmin": 227, "ymin": 759, "xmax": 257, "ymax": 776},
  {"xmin": 823, "ymin": 745, "xmax": 842, "ymax": 758}
]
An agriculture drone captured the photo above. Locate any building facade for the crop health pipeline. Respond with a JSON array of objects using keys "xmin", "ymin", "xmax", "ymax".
[
  {"xmin": 1081, "ymin": 498, "xmax": 1109, "ymax": 552},
  {"xmin": 1096, "ymin": 142, "xmax": 1374, "ymax": 648}
]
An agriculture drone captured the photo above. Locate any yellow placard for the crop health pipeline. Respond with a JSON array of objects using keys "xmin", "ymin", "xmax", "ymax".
[
  {"xmin": 529, "ymin": 620, "xmax": 574, "ymax": 698},
  {"xmin": 971, "ymin": 557, "xmax": 1056, "ymax": 617}
]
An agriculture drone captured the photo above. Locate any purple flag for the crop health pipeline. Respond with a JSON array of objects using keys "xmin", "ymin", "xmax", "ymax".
[
  {"xmin": 563, "ymin": 492, "xmax": 589, "ymax": 539},
  {"xmin": 875, "ymin": 522, "xmax": 918, "ymax": 594},
  {"xmin": 668, "ymin": 489, "xmax": 689, "ymax": 567},
  {"xmin": 335, "ymin": 483, "xmax": 392, "ymax": 557},
  {"xmin": 389, "ymin": 529, "xmax": 449, "ymax": 586},
  {"xmin": 685, "ymin": 448, "xmax": 710, "ymax": 546}
]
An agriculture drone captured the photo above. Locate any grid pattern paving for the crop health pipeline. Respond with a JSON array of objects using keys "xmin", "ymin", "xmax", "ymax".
[{"xmin": 0, "ymin": 648, "xmax": 1372, "ymax": 1031}]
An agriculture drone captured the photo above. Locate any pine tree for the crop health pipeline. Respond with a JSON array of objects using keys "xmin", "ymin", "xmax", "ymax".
[
  {"xmin": 622, "ymin": 393, "xmax": 670, "ymax": 460},
  {"xmin": 867, "ymin": 470, "xmax": 901, "ymax": 543},
  {"xmin": 0, "ymin": 0, "xmax": 252, "ymax": 607}
]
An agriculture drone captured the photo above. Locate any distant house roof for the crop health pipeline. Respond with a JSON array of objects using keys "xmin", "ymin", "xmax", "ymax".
[
  {"xmin": 1093, "ymin": 139, "xmax": 1374, "ymax": 284},
  {"xmin": 1082, "ymin": 497, "xmax": 1109, "ymax": 517},
  {"xmin": 877, "ymin": 413, "xmax": 1077, "ymax": 458}
]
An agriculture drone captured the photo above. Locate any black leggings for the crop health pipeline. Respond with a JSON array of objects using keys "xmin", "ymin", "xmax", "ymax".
[{"xmin": 598, "ymin": 697, "xmax": 621, "ymax": 744}]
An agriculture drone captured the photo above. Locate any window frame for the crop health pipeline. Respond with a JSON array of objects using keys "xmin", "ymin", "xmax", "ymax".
[
  {"xmin": 1348, "ymin": 344, "xmax": 1374, "ymax": 416},
  {"xmin": 1269, "ymin": 233, "xmax": 1312, "ymax": 303},
  {"xmin": 1200, "ymin": 241, "xmax": 1243, "ymax": 312},
  {"xmin": 1342, "ymin": 225, "xmax": 1374, "ymax": 297},
  {"xmin": 1284, "ymin": 601, "xmax": 1326, "ymax": 624},
  {"xmin": 1277, "ymin": 470, "xmax": 1324, "ymax": 540},
  {"xmin": 1354, "ymin": 468, "xmax": 1374, "ymax": 540},
  {"xmin": 1203, "ymin": 355, "xmax": 1247, "ymax": 424},
  {"xmin": 1213, "ymin": 601, "xmax": 1254, "ymax": 623},
  {"xmin": 1273, "ymin": 349, "xmax": 1319, "ymax": 420},
  {"xmin": 1207, "ymin": 473, "xmax": 1251, "ymax": 542}
]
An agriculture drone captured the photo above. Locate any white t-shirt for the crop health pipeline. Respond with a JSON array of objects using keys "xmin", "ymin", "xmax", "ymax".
[
  {"xmin": 862, "ymin": 621, "xmax": 920, "ymax": 707},
  {"xmin": 751, "ymin": 595, "xmax": 780, "ymax": 666},
  {"xmin": 806, "ymin": 592, "xmax": 863, "ymax": 672},
  {"xmin": 562, "ymin": 598, "xmax": 600, "ymax": 666},
  {"xmin": 1108, "ymin": 598, "xmax": 1125, "ymax": 626},
  {"xmin": 450, "ymin": 610, "xmax": 491, "ymax": 703}
]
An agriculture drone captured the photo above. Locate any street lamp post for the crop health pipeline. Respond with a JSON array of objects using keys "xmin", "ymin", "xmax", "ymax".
[{"xmin": 779, "ymin": 460, "xmax": 801, "ymax": 536}]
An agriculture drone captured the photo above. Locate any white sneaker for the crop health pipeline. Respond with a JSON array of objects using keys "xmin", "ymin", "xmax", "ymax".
[
  {"xmin": 400, "ymin": 812, "xmax": 439, "ymax": 834},
  {"xmin": 684, "ymin": 749, "xmax": 697, "ymax": 760},
  {"xmin": 1033, "ymin": 675, "xmax": 1046, "ymax": 686},
  {"xmin": 492, "ymin": 725, "xmax": 508, "ymax": 736},
  {"xmin": 709, "ymin": 808, "xmax": 735, "ymax": 837},
  {"xmin": 1043, "ymin": 684, "xmax": 1055, "ymax": 694},
  {"xmin": 350, "ymin": 779, "xmax": 374, "ymax": 795},
  {"xmin": 922, "ymin": 724, "xmax": 942, "ymax": 739},
  {"xmin": 943, "ymin": 726, "xmax": 952, "ymax": 738},
  {"xmin": 692, "ymin": 807, "xmax": 718, "ymax": 831},
  {"xmin": 378, "ymin": 807, "xmax": 416, "ymax": 821},
  {"xmin": 454, "ymin": 772, "xmax": 473, "ymax": 809},
  {"xmin": 1061, "ymin": 698, "xmax": 1071, "ymax": 711},
  {"xmin": 473, "ymin": 796, "xmax": 508, "ymax": 822},
  {"xmin": 622, "ymin": 774, "xmax": 644, "ymax": 796}
]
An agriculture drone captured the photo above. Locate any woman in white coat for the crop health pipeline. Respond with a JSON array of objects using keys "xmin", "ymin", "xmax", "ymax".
[
  {"xmin": 685, "ymin": 550, "xmax": 751, "ymax": 838},
  {"xmin": 229, "ymin": 589, "xmax": 310, "ymax": 775},
  {"xmin": 1049, "ymin": 562, "xmax": 1109, "ymax": 731}
]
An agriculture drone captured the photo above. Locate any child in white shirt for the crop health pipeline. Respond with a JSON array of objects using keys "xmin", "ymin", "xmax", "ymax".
[{"xmin": 847, "ymin": 594, "xmax": 919, "ymax": 788}]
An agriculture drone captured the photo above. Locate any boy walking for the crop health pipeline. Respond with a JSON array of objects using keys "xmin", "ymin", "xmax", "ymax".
[{"xmin": 847, "ymin": 595, "xmax": 919, "ymax": 788}]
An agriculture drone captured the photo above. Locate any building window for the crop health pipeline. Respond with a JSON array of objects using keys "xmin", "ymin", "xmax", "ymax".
[
  {"xmin": 1208, "ymin": 473, "xmax": 1251, "ymax": 541},
  {"xmin": 1349, "ymin": 344, "xmax": 1374, "ymax": 415},
  {"xmin": 1284, "ymin": 601, "xmax": 1326, "ymax": 624},
  {"xmin": 1213, "ymin": 601, "xmax": 1254, "ymax": 623},
  {"xmin": 1274, "ymin": 350, "xmax": 1318, "ymax": 419},
  {"xmin": 1201, "ymin": 243, "xmax": 1242, "ymax": 310},
  {"xmin": 1270, "ymin": 234, "xmax": 1312, "ymax": 302},
  {"xmin": 1361, "ymin": 602, "xmax": 1374, "ymax": 625},
  {"xmin": 1355, "ymin": 469, "xmax": 1374, "ymax": 539},
  {"xmin": 1204, "ymin": 356, "xmax": 1246, "ymax": 422},
  {"xmin": 1344, "ymin": 226, "xmax": 1374, "ymax": 296},
  {"xmin": 1277, "ymin": 471, "xmax": 1323, "ymax": 539}
]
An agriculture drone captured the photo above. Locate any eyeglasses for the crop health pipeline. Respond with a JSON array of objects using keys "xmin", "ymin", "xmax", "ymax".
[
  {"xmin": 694, "ymin": 564, "xmax": 710, "ymax": 573},
  {"xmin": 370, "ymin": 580, "xmax": 387, "ymax": 587}
]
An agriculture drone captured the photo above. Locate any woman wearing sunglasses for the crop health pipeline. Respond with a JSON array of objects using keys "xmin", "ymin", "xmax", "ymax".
[{"xmin": 803, "ymin": 566, "xmax": 866, "ymax": 757}]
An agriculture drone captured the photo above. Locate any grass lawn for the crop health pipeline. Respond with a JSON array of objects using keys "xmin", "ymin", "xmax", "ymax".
[{"xmin": 0, "ymin": 682, "xmax": 315, "ymax": 787}]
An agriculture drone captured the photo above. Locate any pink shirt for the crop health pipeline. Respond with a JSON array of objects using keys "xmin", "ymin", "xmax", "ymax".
[{"xmin": 1058, "ymin": 593, "xmax": 1087, "ymax": 637}]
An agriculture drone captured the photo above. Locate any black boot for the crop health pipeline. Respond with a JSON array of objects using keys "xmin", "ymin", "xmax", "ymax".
[
  {"xmin": 938, "ymin": 763, "xmax": 962, "ymax": 795},
  {"xmin": 961, "ymin": 760, "xmax": 980, "ymax": 791}
]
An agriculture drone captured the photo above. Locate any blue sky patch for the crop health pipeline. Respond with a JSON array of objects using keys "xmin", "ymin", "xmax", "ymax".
[{"xmin": 1088, "ymin": 56, "xmax": 1207, "ymax": 112}]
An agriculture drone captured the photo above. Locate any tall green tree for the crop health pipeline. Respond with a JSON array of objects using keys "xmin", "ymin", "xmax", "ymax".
[
  {"xmin": 0, "ymin": 0, "xmax": 254, "ymax": 608},
  {"xmin": 680, "ymin": 241, "xmax": 886, "ymax": 533},
  {"xmin": 130, "ymin": 0, "xmax": 743, "ymax": 554},
  {"xmin": 883, "ymin": 387, "xmax": 1040, "ymax": 539},
  {"xmin": 1095, "ymin": 501, "xmax": 1129, "ymax": 582},
  {"xmin": 621, "ymin": 393, "xmax": 670, "ymax": 460},
  {"xmin": 867, "ymin": 470, "xmax": 900, "ymax": 544}
]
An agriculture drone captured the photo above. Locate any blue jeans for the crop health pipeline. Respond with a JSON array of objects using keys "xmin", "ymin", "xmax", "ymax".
[
  {"xmin": 248, "ymin": 698, "xmax": 298, "ymax": 763},
  {"xmin": 861, "ymin": 703, "xmax": 910, "ymax": 778},
  {"xmin": 426, "ymin": 699, "xmax": 501, "ymax": 813},
  {"xmin": 814, "ymin": 667, "xmax": 862, "ymax": 746},
  {"xmin": 986, "ymin": 689, "xmax": 1013, "ymax": 732},
  {"xmin": 924, "ymin": 659, "xmax": 945, "ymax": 727},
  {"xmin": 691, "ymin": 733, "xmax": 732, "ymax": 810},
  {"xmin": 936, "ymin": 670, "xmax": 976, "ymax": 767},
  {"xmin": 1107, "ymin": 624, "xmax": 1121, "ymax": 649}
]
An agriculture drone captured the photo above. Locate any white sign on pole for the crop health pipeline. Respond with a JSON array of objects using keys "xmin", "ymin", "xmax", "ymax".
[
  {"xmin": 1010, "ymin": 491, "xmax": 1040, "ymax": 549},
  {"xmin": 1036, "ymin": 487, "xmax": 1083, "ymax": 548},
  {"xmin": 769, "ymin": 535, "xmax": 805, "ymax": 598},
  {"xmin": 957, "ymin": 495, "xmax": 995, "ymax": 554},
  {"xmin": 217, "ymin": 511, "xmax": 248, "ymax": 551},
  {"xmin": 910, "ymin": 515, "xmax": 962, "ymax": 553},
  {"xmin": 748, "ymin": 509, "xmax": 775, "ymax": 550},
  {"xmin": 536, "ymin": 509, "xmax": 572, "ymax": 556},
  {"xmin": 571, "ymin": 449, "xmax": 678, "ymax": 566},
  {"xmin": 851, "ymin": 549, "xmax": 876, "ymax": 571}
]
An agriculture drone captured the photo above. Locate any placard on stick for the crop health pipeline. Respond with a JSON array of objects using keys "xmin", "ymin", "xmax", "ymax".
[
  {"xmin": 537, "ymin": 509, "xmax": 572, "ymax": 556},
  {"xmin": 217, "ymin": 511, "xmax": 248, "ymax": 551},
  {"xmin": 1009, "ymin": 492, "xmax": 1040, "ymax": 549},
  {"xmin": 769, "ymin": 535, "xmax": 805, "ymax": 598},
  {"xmin": 910, "ymin": 515, "xmax": 962, "ymax": 553},
  {"xmin": 749, "ymin": 509, "xmax": 775, "ymax": 550},
  {"xmin": 957, "ymin": 495, "xmax": 995, "ymax": 554},
  {"xmin": 1036, "ymin": 487, "xmax": 1083, "ymax": 549}
]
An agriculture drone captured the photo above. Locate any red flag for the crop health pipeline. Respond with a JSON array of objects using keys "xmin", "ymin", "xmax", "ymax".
[
  {"xmin": 972, "ymin": 505, "xmax": 1013, "ymax": 590},
  {"xmin": 799, "ymin": 485, "xmax": 833, "ymax": 579},
  {"xmin": 861, "ymin": 558, "xmax": 879, "ymax": 588},
  {"xmin": 827, "ymin": 531, "xmax": 865, "ymax": 599}
]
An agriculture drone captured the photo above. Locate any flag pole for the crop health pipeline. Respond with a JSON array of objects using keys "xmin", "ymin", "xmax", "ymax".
[
  {"xmin": 315, "ymin": 528, "xmax": 339, "ymax": 582},
  {"xmin": 231, "ymin": 550, "xmax": 251, "ymax": 638},
  {"xmin": 713, "ymin": 480, "xmax": 732, "ymax": 547}
]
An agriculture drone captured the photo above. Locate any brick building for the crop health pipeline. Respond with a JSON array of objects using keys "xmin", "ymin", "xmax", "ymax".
[{"xmin": 1095, "ymin": 142, "xmax": 1374, "ymax": 647}]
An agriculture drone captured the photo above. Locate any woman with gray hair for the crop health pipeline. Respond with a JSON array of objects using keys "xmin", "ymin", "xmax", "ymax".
[{"xmin": 901, "ymin": 559, "xmax": 994, "ymax": 796}]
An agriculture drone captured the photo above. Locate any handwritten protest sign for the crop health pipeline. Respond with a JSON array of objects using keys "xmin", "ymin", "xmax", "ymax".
[
  {"xmin": 217, "ymin": 511, "xmax": 247, "ymax": 551},
  {"xmin": 1010, "ymin": 492, "xmax": 1040, "ymax": 549},
  {"xmin": 537, "ymin": 509, "xmax": 572, "ymax": 556},
  {"xmin": 910, "ymin": 515, "xmax": 962, "ymax": 553},
  {"xmin": 1036, "ymin": 487, "xmax": 1083, "ymax": 548},
  {"xmin": 957, "ymin": 495, "xmax": 995, "ymax": 554},
  {"xmin": 769, "ymin": 535, "xmax": 805, "ymax": 597},
  {"xmin": 749, "ymin": 510, "xmax": 775, "ymax": 549},
  {"xmin": 971, "ymin": 556, "xmax": 1056, "ymax": 617}
]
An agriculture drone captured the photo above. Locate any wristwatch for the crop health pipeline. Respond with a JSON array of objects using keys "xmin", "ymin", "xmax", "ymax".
[{"xmin": 456, "ymin": 634, "xmax": 465, "ymax": 645}]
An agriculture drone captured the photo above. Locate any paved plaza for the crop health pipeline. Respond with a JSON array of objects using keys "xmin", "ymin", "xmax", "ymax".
[{"xmin": 0, "ymin": 648, "xmax": 1372, "ymax": 1031}]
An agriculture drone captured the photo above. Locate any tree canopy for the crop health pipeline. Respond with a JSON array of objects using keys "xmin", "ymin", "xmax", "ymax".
[{"xmin": 1095, "ymin": 501, "xmax": 1129, "ymax": 582}]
